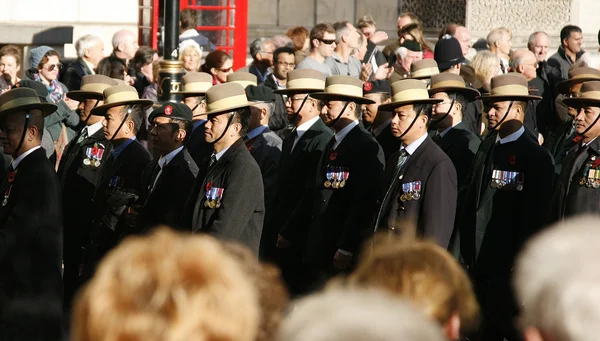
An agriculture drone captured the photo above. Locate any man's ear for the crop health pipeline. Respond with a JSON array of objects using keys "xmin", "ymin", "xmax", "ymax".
[
  {"xmin": 523, "ymin": 327, "xmax": 544, "ymax": 341},
  {"xmin": 260, "ymin": 107, "xmax": 268, "ymax": 121},
  {"xmin": 177, "ymin": 128, "xmax": 187, "ymax": 142},
  {"xmin": 518, "ymin": 64, "xmax": 526, "ymax": 74}
]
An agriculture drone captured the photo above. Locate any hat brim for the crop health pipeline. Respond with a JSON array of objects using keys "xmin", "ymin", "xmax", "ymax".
[
  {"xmin": 66, "ymin": 90, "xmax": 104, "ymax": 102},
  {"xmin": 476, "ymin": 94, "xmax": 542, "ymax": 103},
  {"xmin": 309, "ymin": 92, "xmax": 375, "ymax": 105},
  {"xmin": 556, "ymin": 77, "xmax": 600, "ymax": 95},
  {"xmin": 410, "ymin": 74, "xmax": 437, "ymax": 80},
  {"xmin": 171, "ymin": 91, "xmax": 207, "ymax": 97},
  {"xmin": 200, "ymin": 103, "xmax": 250, "ymax": 117},
  {"xmin": 273, "ymin": 88, "xmax": 324, "ymax": 95},
  {"xmin": 0, "ymin": 102, "xmax": 58, "ymax": 118},
  {"xmin": 378, "ymin": 98, "xmax": 443, "ymax": 112},
  {"xmin": 436, "ymin": 56, "xmax": 466, "ymax": 71},
  {"xmin": 562, "ymin": 97, "xmax": 600, "ymax": 108},
  {"xmin": 91, "ymin": 99, "xmax": 154, "ymax": 116},
  {"xmin": 428, "ymin": 86, "xmax": 481, "ymax": 102}
]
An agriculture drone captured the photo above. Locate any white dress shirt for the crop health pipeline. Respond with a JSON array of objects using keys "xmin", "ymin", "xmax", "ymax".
[
  {"xmin": 152, "ymin": 146, "xmax": 184, "ymax": 190},
  {"xmin": 292, "ymin": 116, "xmax": 320, "ymax": 151},
  {"xmin": 11, "ymin": 145, "xmax": 42, "ymax": 169},
  {"xmin": 333, "ymin": 120, "xmax": 359, "ymax": 149},
  {"xmin": 496, "ymin": 126, "xmax": 525, "ymax": 144}
]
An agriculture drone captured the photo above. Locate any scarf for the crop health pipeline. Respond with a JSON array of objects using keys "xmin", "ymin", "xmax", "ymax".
[{"xmin": 34, "ymin": 73, "xmax": 63, "ymax": 103}]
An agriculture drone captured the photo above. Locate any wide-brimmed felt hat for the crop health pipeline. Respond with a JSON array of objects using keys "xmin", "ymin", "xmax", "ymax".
[
  {"xmin": 378, "ymin": 79, "xmax": 442, "ymax": 111},
  {"xmin": 477, "ymin": 73, "xmax": 541, "ymax": 103},
  {"xmin": 410, "ymin": 59, "xmax": 439, "ymax": 80},
  {"xmin": 202, "ymin": 82, "xmax": 250, "ymax": 116},
  {"xmin": 67, "ymin": 75, "xmax": 118, "ymax": 102},
  {"xmin": 428, "ymin": 73, "xmax": 481, "ymax": 102},
  {"xmin": 227, "ymin": 72, "xmax": 257, "ymax": 88},
  {"xmin": 563, "ymin": 81, "xmax": 600, "ymax": 108},
  {"xmin": 556, "ymin": 67, "xmax": 600, "ymax": 95},
  {"xmin": 0, "ymin": 87, "xmax": 57, "ymax": 117},
  {"xmin": 273, "ymin": 69, "xmax": 326, "ymax": 95},
  {"xmin": 171, "ymin": 72, "xmax": 213, "ymax": 97},
  {"xmin": 91, "ymin": 85, "xmax": 154, "ymax": 116},
  {"xmin": 309, "ymin": 76, "xmax": 375, "ymax": 104}
]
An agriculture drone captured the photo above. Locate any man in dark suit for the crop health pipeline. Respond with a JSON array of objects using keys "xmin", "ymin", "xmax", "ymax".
[
  {"xmin": 184, "ymin": 82, "xmax": 264, "ymax": 255},
  {"xmin": 59, "ymin": 75, "xmax": 117, "ymax": 311},
  {"xmin": 137, "ymin": 103, "xmax": 199, "ymax": 232},
  {"xmin": 263, "ymin": 47, "xmax": 296, "ymax": 135},
  {"xmin": 261, "ymin": 69, "xmax": 331, "ymax": 295},
  {"xmin": 0, "ymin": 88, "xmax": 63, "ymax": 340},
  {"xmin": 245, "ymin": 85, "xmax": 283, "ymax": 213},
  {"xmin": 361, "ymin": 80, "xmax": 400, "ymax": 162},
  {"xmin": 457, "ymin": 74, "xmax": 554, "ymax": 341},
  {"xmin": 428, "ymin": 73, "xmax": 481, "ymax": 189},
  {"xmin": 374, "ymin": 79, "xmax": 457, "ymax": 248},
  {"xmin": 177, "ymin": 72, "xmax": 214, "ymax": 166},
  {"xmin": 306, "ymin": 75, "xmax": 385, "ymax": 286},
  {"xmin": 81, "ymin": 85, "xmax": 153, "ymax": 280},
  {"xmin": 553, "ymin": 81, "xmax": 600, "ymax": 220},
  {"xmin": 62, "ymin": 34, "xmax": 104, "ymax": 90}
]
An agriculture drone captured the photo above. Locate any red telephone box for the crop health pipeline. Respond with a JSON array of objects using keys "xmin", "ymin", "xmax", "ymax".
[{"xmin": 143, "ymin": 0, "xmax": 248, "ymax": 70}]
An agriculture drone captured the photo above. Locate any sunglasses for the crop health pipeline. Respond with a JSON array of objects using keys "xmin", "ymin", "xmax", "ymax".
[
  {"xmin": 45, "ymin": 63, "xmax": 62, "ymax": 72},
  {"xmin": 218, "ymin": 67, "xmax": 232, "ymax": 72},
  {"xmin": 319, "ymin": 39, "xmax": 336, "ymax": 45}
]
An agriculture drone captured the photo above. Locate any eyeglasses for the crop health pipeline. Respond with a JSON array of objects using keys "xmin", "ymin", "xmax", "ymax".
[
  {"xmin": 218, "ymin": 67, "xmax": 232, "ymax": 73},
  {"xmin": 45, "ymin": 63, "xmax": 62, "ymax": 72},
  {"xmin": 277, "ymin": 62, "xmax": 296, "ymax": 68},
  {"xmin": 287, "ymin": 96, "xmax": 307, "ymax": 102},
  {"xmin": 319, "ymin": 39, "xmax": 336, "ymax": 45}
]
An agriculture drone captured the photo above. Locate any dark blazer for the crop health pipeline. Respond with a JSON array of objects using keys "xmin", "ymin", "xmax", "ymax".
[
  {"xmin": 304, "ymin": 124, "xmax": 385, "ymax": 266},
  {"xmin": 552, "ymin": 137, "xmax": 600, "ymax": 220},
  {"xmin": 246, "ymin": 127, "xmax": 282, "ymax": 211},
  {"xmin": 139, "ymin": 147, "xmax": 199, "ymax": 232},
  {"xmin": 263, "ymin": 118, "xmax": 333, "ymax": 259},
  {"xmin": 437, "ymin": 122, "xmax": 481, "ymax": 189},
  {"xmin": 551, "ymin": 118, "xmax": 577, "ymax": 176},
  {"xmin": 57, "ymin": 126, "xmax": 112, "ymax": 308},
  {"xmin": 185, "ymin": 139, "xmax": 264, "ymax": 255},
  {"xmin": 0, "ymin": 148, "xmax": 63, "ymax": 340},
  {"xmin": 376, "ymin": 136, "xmax": 458, "ymax": 248},
  {"xmin": 186, "ymin": 120, "xmax": 213, "ymax": 166},
  {"xmin": 63, "ymin": 57, "xmax": 94, "ymax": 91},
  {"xmin": 374, "ymin": 121, "xmax": 401, "ymax": 163},
  {"xmin": 82, "ymin": 139, "xmax": 151, "ymax": 277}
]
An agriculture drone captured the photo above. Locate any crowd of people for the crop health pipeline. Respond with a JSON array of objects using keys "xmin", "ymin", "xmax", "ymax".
[{"xmin": 1, "ymin": 7, "xmax": 600, "ymax": 341}]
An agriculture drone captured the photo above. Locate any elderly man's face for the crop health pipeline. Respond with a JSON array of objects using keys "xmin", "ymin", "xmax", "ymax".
[
  {"xmin": 401, "ymin": 50, "xmax": 423, "ymax": 72},
  {"xmin": 454, "ymin": 27, "xmax": 472, "ymax": 57},
  {"xmin": 498, "ymin": 33, "xmax": 512, "ymax": 56},
  {"xmin": 530, "ymin": 33, "xmax": 550, "ymax": 62},
  {"xmin": 258, "ymin": 42, "xmax": 276, "ymax": 66},
  {"xmin": 86, "ymin": 40, "xmax": 105, "ymax": 67},
  {"xmin": 121, "ymin": 34, "xmax": 139, "ymax": 61}
]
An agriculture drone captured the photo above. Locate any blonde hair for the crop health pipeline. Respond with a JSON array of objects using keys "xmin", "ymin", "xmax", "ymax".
[
  {"xmin": 345, "ymin": 235, "xmax": 479, "ymax": 332},
  {"xmin": 469, "ymin": 51, "xmax": 501, "ymax": 90},
  {"xmin": 71, "ymin": 227, "xmax": 260, "ymax": 341}
]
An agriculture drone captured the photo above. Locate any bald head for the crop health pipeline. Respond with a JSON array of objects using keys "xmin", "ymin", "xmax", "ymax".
[
  {"xmin": 453, "ymin": 26, "xmax": 471, "ymax": 57},
  {"xmin": 510, "ymin": 49, "xmax": 538, "ymax": 81},
  {"xmin": 111, "ymin": 29, "xmax": 139, "ymax": 61}
]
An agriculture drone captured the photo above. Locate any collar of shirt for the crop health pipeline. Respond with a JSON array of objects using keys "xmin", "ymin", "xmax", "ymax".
[
  {"xmin": 495, "ymin": 126, "xmax": 525, "ymax": 144},
  {"xmin": 86, "ymin": 120, "xmax": 104, "ymax": 136},
  {"xmin": 439, "ymin": 121, "xmax": 461, "ymax": 138},
  {"xmin": 11, "ymin": 145, "xmax": 41, "ymax": 169},
  {"xmin": 180, "ymin": 29, "xmax": 199, "ymax": 39},
  {"xmin": 372, "ymin": 118, "xmax": 392, "ymax": 137},
  {"xmin": 296, "ymin": 116, "xmax": 321, "ymax": 140},
  {"xmin": 251, "ymin": 63, "xmax": 271, "ymax": 83},
  {"xmin": 82, "ymin": 58, "xmax": 96, "ymax": 74},
  {"xmin": 401, "ymin": 132, "xmax": 428, "ymax": 155},
  {"xmin": 334, "ymin": 120, "xmax": 359, "ymax": 148},
  {"xmin": 214, "ymin": 145, "xmax": 231, "ymax": 161},
  {"xmin": 157, "ymin": 146, "xmax": 184, "ymax": 168},
  {"xmin": 246, "ymin": 125, "xmax": 268, "ymax": 140},
  {"xmin": 193, "ymin": 119, "xmax": 207, "ymax": 131},
  {"xmin": 271, "ymin": 74, "xmax": 285, "ymax": 89},
  {"xmin": 583, "ymin": 136, "xmax": 598, "ymax": 147},
  {"xmin": 111, "ymin": 137, "xmax": 136, "ymax": 159}
]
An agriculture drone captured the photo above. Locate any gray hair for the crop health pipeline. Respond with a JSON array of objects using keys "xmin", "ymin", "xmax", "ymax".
[
  {"xmin": 527, "ymin": 31, "xmax": 549, "ymax": 50},
  {"xmin": 333, "ymin": 21, "xmax": 353, "ymax": 44},
  {"xmin": 251, "ymin": 102, "xmax": 274, "ymax": 119},
  {"xmin": 271, "ymin": 35, "xmax": 293, "ymax": 49},
  {"xmin": 75, "ymin": 34, "xmax": 102, "ymax": 58},
  {"xmin": 249, "ymin": 37, "xmax": 271, "ymax": 58},
  {"xmin": 277, "ymin": 289, "xmax": 447, "ymax": 341}
]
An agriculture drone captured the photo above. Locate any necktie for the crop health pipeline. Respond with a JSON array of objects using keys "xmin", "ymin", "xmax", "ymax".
[
  {"xmin": 327, "ymin": 136, "xmax": 337, "ymax": 151},
  {"xmin": 76, "ymin": 127, "xmax": 89, "ymax": 144},
  {"xmin": 208, "ymin": 153, "xmax": 217, "ymax": 169},
  {"xmin": 150, "ymin": 159, "xmax": 166, "ymax": 192},
  {"xmin": 432, "ymin": 133, "xmax": 443, "ymax": 146}
]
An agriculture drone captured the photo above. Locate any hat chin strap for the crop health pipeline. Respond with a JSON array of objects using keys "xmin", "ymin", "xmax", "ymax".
[
  {"xmin": 326, "ymin": 101, "xmax": 350, "ymax": 128},
  {"xmin": 433, "ymin": 99, "xmax": 455, "ymax": 123},
  {"xmin": 209, "ymin": 112, "xmax": 236, "ymax": 145},
  {"xmin": 396, "ymin": 109, "xmax": 425, "ymax": 140},
  {"xmin": 488, "ymin": 101, "xmax": 514, "ymax": 133},
  {"xmin": 288, "ymin": 94, "xmax": 309, "ymax": 125},
  {"xmin": 110, "ymin": 106, "xmax": 133, "ymax": 142},
  {"xmin": 577, "ymin": 109, "xmax": 600, "ymax": 137}
]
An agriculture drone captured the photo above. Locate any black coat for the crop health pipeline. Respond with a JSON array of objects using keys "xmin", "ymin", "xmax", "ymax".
[
  {"xmin": 186, "ymin": 121, "xmax": 213, "ymax": 166},
  {"xmin": 57, "ymin": 126, "xmax": 112, "ymax": 308},
  {"xmin": 304, "ymin": 124, "xmax": 385, "ymax": 266},
  {"xmin": 552, "ymin": 137, "xmax": 600, "ymax": 220},
  {"xmin": 246, "ymin": 128, "xmax": 282, "ymax": 212},
  {"xmin": 139, "ymin": 147, "xmax": 199, "ymax": 232},
  {"xmin": 185, "ymin": 139, "xmax": 264, "ymax": 255},
  {"xmin": 437, "ymin": 122, "xmax": 481, "ymax": 189},
  {"xmin": 551, "ymin": 118, "xmax": 577, "ymax": 176},
  {"xmin": 62, "ymin": 57, "xmax": 94, "ymax": 91},
  {"xmin": 376, "ymin": 136, "xmax": 458, "ymax": 248},
  {"xmin": 0, "ymin": 148, "xmax": 63, "ymax": 340},
  {"xmin": 373, "ymin": 121, "xmax": 401, "ymax": 163}
]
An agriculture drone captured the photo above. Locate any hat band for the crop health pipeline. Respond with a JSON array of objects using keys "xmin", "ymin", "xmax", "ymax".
[
  {"xmin": 184, "ymin": 82, "xmax": 212, "ymax": 93},
  {"xmin": 105, "ymin": 92, "xmax": 142, "ymax": 105},
  {"xmin": 80, "ymin": 83, "xmax": 114, "ymax": 95},
  {"xmin": 572, "ymin": 74, "xmax": 600, "ymax": 80},
  {"xmin": 0, "ymin": 97, "xmax": 41, "ymax": 112},
  {"xmin": 491, "ymin": 84, "xmax": 530, "ymax": 96},
  {"xmin": 391, "ymin": 88, "xmax": 431, "ymax": 103},
  {"xmin": 431, "ymin": 79, "xmax": 466, "ymax": 90},
  {"xmin": 207, "ymin": 94, "xmax": 248, "ymax": 112},
  {"xmin": 579, "ymin": 90, "xmax": 600, "ymax": 100},
  {"xmin": 287, "ymin": 78, "xmax": 326, "ymax": 90},
  {"xmin": 412, "ymin": 67, "xmax": 439, "ymax": 78},
  {"xmin": 324, "ymin": 84, "xmax": 363, "ymax": 98}
]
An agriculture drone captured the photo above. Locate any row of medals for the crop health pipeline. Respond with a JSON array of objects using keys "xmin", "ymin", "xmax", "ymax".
[
  {"xmin": 400, "ymin": 190, "xmax": 420, "ymax": 202},
  {"xmin": 324, "ymin": 178, "xmax": 346, "ymax": 189},
  {"xmin": 83, "ymin": 158, "xmax": 101, "ymax": 167},
  {"xmin": 490, "ymin": 170, "xmax": 524, "ymax": 191},
  {"xmin": 204, "ymin": 199, "xmax": 222, "ymax": 209},
  {"xmin": 580, "ymin": 156, "xmax": 600, "ymax": 188}
]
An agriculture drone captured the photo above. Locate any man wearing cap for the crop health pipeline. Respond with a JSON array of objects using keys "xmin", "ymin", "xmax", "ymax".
[
  {"xmin": 176, "ymin": 72, "xmax": 214, "ymax": 165},
  {"xmin": 263, "ymin": 69, "xmax": 332, "ymax": 293},
  {"xmin": 361, "ymin": 80, "xmax": 399, "ymax": 161},
  {"xmin": 305, "ymin": 75, "xmax": 385, "ymax": 283},
  {"xmin": 0, "ymin": 88, "xmax": 63, "ymax": 339},
  {"xmin": 391, "ymin": 40, "xmax": 423, "ymax": 80},
  {"xmin": 457, "ymin": 73, "xmax": 554, "ymax": 341},
  {"xmin": 245, "ymin": 85, "xmax": 282, "ymax": 213},
  {"xmin": 81, "ymin": 85, "xmax": 153, "ymax": 279},
  {"xmin": 374, "ymin": 79, "xmax": 457, "ymax": 248},
  {"xmin": 184, "ymin": 82, "xmax": 264, "ymax": 255},
  {"xmin": 552, "ymin": 81, "xmax": 600, "ymax": 220},
  {"xmin": 137, "ymin": 103, "xmax": 198, "ymax": 232},
  {"xmin": 429, "ymin": 73, "xmax": 481, "ymax": 189},
  {"xmin": 58, "ymin": 74, "xmax": 116, "ymax": 310}
]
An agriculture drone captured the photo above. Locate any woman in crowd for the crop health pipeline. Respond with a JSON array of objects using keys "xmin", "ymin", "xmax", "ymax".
[
  {"xmin": 0, "ymin": 45, "xmax": 22, "ymax": 87},
  {"xmin": 179, "ymin": 39, "xmax": 202, "ymax": 73},
  {"xmin": 131, "ymin": 46, "xmax": 158, "ymax": 97},
  {"xmin": 96, "ymin": 56, "xmax": 135, "ymax": 85},
  {"xmin": 398, "ymin": 23, "xmax": 434, "ymax": 59},
  {"xmin": 286, "ymin": 26, "xmax": 310, "ymax": 64},
  {"xmin": 201, "ymin": 50, "xmax": 233, "ymax": 84}
]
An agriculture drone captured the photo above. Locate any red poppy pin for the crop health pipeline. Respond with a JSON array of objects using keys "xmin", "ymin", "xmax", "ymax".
[
  {"xmin": 164, "ymin": 105, "xmax": 173, "ymax": 116},
  {"xmin": 573, "ymin": 135, "xmax": 583, "ymax": 143},
  {"xmin": 509, "ymin": 155, "xmax": 516, "ymax": 165},
  {"xmin": 7, "ymin": 172, "xmax": 15, "ymax": 184},
  {"xmin": 594, "ymin": 159, "xmax": 600, "ymax": 168},
  {"xmin": 329, "ymin": 151, "xmax": 338, "ymax": 161},
  {"xmin": 363, "ymin": 82, "xmax": 372, "ymax": 92},
  {"xmin": 206, "ymin": 182, "xmax": 212, "ymax": 192}
]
